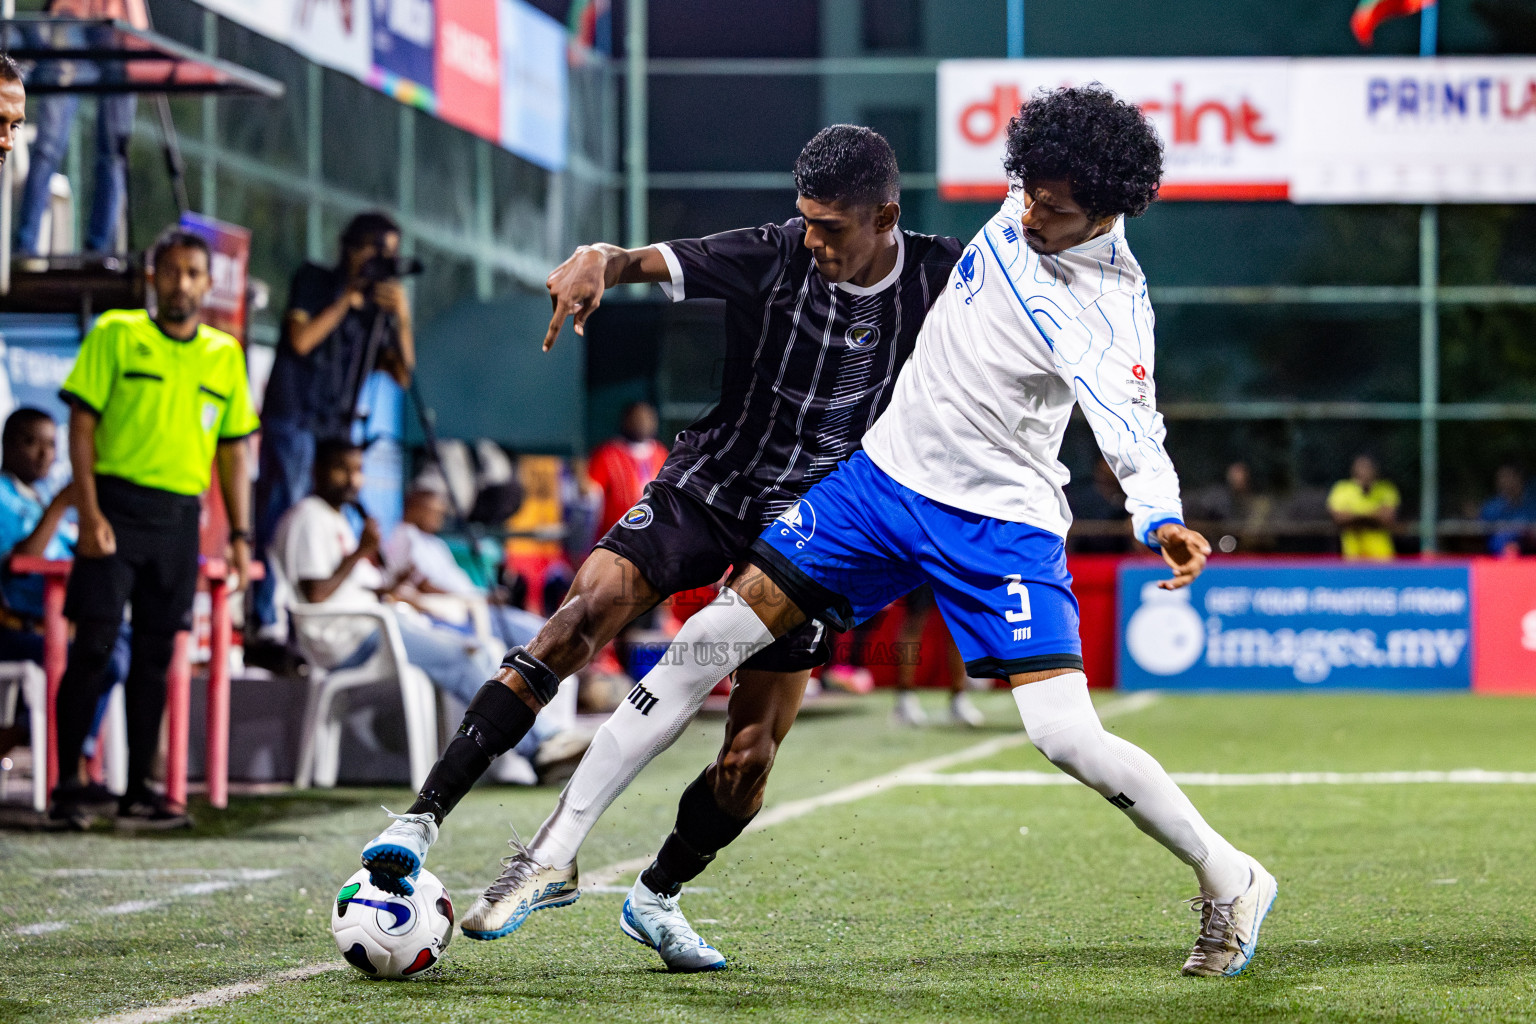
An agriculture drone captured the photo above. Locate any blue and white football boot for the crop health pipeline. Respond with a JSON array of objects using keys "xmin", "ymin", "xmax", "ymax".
[
  {"xmin": 619, "ymin": 876, "xmax": 727, "ymax": 972},
  {"xmin": 1181, "ymin": 853, "xmax": 1278, "ymax": 976},
  {"xmin": 360, "ymin": 808, "xmax": 438, "ymax": 896}
]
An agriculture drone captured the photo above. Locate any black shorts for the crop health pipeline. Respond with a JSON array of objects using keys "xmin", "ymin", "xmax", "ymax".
[
  {"xmin": 65, "ymin": 475, "xmax": 203, "ymax": 635},
  {"xmin": 594, "ymin": 482, "xmax": 829, "ymax": 672}
]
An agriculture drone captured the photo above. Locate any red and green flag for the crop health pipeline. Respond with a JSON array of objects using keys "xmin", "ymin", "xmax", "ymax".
[{"xmin": 1351, "ymin": 0, "xmax": 1437, "ymax": 47}]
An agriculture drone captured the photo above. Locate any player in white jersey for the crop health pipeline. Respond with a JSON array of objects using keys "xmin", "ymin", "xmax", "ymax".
[{"xmin": 486, "ymin": 85, "xmax": 1276, "ymax": 977}]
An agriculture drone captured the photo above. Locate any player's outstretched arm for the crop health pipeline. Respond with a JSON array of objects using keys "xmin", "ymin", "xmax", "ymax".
[
  {"xmin": 543, "ymin": 243, "xmax": 673, "ymax": 350},
  {"xmin": 1153, "ymin": 522, "xmax": 1210, "ymax": 591}
]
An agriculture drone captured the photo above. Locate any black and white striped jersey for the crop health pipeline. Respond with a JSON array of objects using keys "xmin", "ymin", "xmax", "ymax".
[{"xmin": 652, "ymin": 219, "xmax": 961, "ymax": 528}]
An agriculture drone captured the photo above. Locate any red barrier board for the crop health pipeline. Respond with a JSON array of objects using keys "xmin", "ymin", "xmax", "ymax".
[{"xmin": 1471, "ymin": 559, "xmax": 1536, "ymax": 693}]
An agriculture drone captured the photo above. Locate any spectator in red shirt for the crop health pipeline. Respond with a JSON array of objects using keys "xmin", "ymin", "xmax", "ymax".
[{"xmin": 587, "ymin": 402, "xmax": 668, "ymax": 538}]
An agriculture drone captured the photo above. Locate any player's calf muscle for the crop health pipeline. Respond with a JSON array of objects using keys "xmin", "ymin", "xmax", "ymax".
[{"xmin": 710, "ymin": 724, "xmax": 779, "ymax": 817}]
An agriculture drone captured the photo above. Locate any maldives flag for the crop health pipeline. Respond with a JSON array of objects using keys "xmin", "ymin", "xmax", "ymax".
[{"xmin": 1351, "ymin": 0, "xmax": 1436, "ymax": 46}]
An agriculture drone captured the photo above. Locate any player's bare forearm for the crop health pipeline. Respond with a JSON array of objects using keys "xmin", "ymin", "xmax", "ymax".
[
  {"xmin": 1154, "ymin": 522, "xmax": 1210, "ymax": 591},
  {"xmin": 543, "ymin": 244, "xmax": 672, "ymax": 350}
]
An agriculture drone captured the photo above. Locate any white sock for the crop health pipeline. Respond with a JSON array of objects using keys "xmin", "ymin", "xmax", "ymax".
[
  {"xmin": 1012, "ymin": 673, "xmax": 1250, "ymax": 900},
  {"xmin": 528, "ymin": 590, "xmax": 775, "ymax": 867}
]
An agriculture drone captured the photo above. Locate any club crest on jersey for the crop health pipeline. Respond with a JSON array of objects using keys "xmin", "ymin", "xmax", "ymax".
[
  {"xmin": 845, "ymin": 324, "xmax": 880, "ymax": 349},
  {"xmin": 620, "ymin": 504, "xmax": 654, "ymax": 530},
  {"xmin": 775, "ymin": 500, "xmax": 816, "ymax": 548},
  {"xmin": 955, "ymin": 244, "xmax": 984, "ymax": 304}
]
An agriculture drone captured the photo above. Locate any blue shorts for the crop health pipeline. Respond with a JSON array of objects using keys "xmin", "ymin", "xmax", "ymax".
[{"xmin": 748, "ymin": 451, "xmax": 1082, "ymax": 680}]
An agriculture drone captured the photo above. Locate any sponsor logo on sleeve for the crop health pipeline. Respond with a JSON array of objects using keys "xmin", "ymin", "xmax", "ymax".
[{"xmin": 620, "ymin": 504, "xmax": 654, "ymax": 530}]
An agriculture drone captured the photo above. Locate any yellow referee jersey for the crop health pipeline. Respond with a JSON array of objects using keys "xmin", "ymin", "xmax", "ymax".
[{"xmin": 60, "ymin": 309, "xmax": 261, "ymax": 497}]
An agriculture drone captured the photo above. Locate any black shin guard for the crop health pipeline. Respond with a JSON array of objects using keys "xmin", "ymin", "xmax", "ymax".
[
  {"xmin": 641, "ymin": 771, "xmax": 756, "ymax": 897},
  {"xmin": 408, "ymin": 681, "xmax": 538, "ymax": 823}
]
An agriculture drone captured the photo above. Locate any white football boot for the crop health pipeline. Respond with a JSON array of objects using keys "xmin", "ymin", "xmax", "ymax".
[
  {"xmin": 460, "ymin": 831, "xmax": 580, "ymax": 940},
  {"xmin": 949, "ymin": 692, "xmax": 985, "ymax": 728},
  {"xmin": 360, "ymin": 808, "xmax": 438, "ymax": 896},
  {"xmin": 619, "ymin": 876, "xmax": 727, "ymax": 972},
  {"xmin": 1181, "ymin": 854, "xmax": 1278, "ymax": 977},
  {"xmin": 891, "ymin": 692, "xmax": 928, "ymax": 727}
]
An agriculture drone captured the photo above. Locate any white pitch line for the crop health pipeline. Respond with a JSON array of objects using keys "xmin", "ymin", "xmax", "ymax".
[
  {"xmin": 899, "ymin": 768, "xmax": 1536, "ymax": 787},
  {"xmin": 88, "ymin": 692, "xmax": 1161, "ymax": 1021},
  {"xmin": 15, "ymin": 870, "xmax": 288, "ymax": 938},
  {"xmin": 89, "ymin": 964, "xmax": 342, "ymax": 1024}
]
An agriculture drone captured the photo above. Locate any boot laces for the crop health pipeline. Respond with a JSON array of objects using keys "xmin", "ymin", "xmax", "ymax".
[{"xmin": 484, "ymin": 823, "xmax": 539, "ymax": 903}]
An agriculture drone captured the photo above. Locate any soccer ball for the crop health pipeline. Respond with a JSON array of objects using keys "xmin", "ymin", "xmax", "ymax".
[{"xmin": 331, "ymin": 867, "xmax": 454, "ymax": 980}]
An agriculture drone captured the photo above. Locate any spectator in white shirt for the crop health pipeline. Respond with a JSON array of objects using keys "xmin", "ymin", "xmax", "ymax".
[
  {"xmin": 272, "ymin": 440, "xmax": 497, "ymax": 704},
  {"xmin": 382, "ymin": 478, "xmax": 545, "ymax": 648}
]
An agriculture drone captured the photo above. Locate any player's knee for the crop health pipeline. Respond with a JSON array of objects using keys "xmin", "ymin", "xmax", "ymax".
[{"xmin": 1028, "ymin": 724, "xmax": 1105, "ymax": 783}]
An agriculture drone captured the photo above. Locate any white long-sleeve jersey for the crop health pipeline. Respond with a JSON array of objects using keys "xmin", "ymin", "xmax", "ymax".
[{"xmin": 862, "ymin": 191, "xmax": 1184, "ymax": 547}]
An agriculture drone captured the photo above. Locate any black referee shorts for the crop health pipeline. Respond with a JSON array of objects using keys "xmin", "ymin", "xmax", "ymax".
[
  {"xmin": 65, "ymin": 475, "xmax": 203, "ymax": 635},
  {"xmin": 594, "ymin": 482, "xmax": 829, "ymax": 673}
]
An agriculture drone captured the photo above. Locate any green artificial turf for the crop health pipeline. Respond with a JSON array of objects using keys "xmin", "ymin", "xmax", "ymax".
[{"xmin": 4, "ymin": 691, "xmax": 1536, "ymax": 1023}]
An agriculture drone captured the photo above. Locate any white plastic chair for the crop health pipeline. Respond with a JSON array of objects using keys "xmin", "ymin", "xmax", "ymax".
[
  {"xmin": 0, "ymin": 661, "xmax": 48, "ymax": 811},
  {"xmin": 289, "ymin": 605, "xmax": 440, "ymax": 792}
]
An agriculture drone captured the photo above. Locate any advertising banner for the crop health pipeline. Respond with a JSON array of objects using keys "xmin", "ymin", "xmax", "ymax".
[
  {"xmin": 938, "ymin": 58, "xmax": 1291, "ymax": 202},
  {"xmin": 1289, "ymin": 58, "xmax": 1536, "ymax": 203},
  {"xmin": 497, "ymin": 0, "xmax": 567, "ymax": 171},
  {"xmin": 371, "ymin": 0, "xmax": 436, "ymax": 104},
  {"xmin": 435, "ymin": 0, "xmax": 501, "ymax": 141},
  {"xmin": 1470, "ymin": 560, "xmax": 1536, "ymax": 694},
  {"xmin": 290, "ymin": 0, "xmax": 373, "ymax": 80},
  {"xmin": 1119, "ymin": 563, "xmax": 1472, "ymax": 691},
  {"xmin": 191, "ymin": 0, "xmax": 565, "ymax": 166},
  {"xmin": 939, "ymin": 57, "xmax": 1536, "ymax": 205}
]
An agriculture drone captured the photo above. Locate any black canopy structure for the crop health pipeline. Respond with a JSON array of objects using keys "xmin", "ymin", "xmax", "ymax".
[
  {"xmin": 0, "ymin": 15, "xmax": 284, "ymax": 306},
  {"xmin": 0, "ymin": 16, "xmax": 284, "ymax": 96}
]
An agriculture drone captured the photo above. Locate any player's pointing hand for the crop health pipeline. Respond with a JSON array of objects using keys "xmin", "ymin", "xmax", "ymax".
[
  {"xmin": 1153, "ymin": 522, "xmax": 1210, "ymax": 591},
  {"xmin": 543, "ymin": 245, "xmax": 610, "ymax": 351}
]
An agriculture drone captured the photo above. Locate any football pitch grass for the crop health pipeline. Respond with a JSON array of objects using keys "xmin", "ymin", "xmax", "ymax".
[{"xmin": 5, "ymin": 690, "xmax": 1536, "ymax": 1023}]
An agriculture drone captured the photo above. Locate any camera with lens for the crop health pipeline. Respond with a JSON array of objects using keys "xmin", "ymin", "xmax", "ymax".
[{"xmin": 357, "ymin": 255, "xmax": 425, "ymax": 283}]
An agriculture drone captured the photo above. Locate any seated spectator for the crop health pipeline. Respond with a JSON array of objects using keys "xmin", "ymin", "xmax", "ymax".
[
  {"xmin": 0, "ymin": 408, "xmax": 129, "ymax": 774},
  {"xmin": 276, "ymin": 442, "xmax": 586, "ymax": 783},
  {"xmin": 1328, "ymin": 454, "xmax": 1399, "ymax": 561},
  {"xmin": 273, "ymin": 440, "xmax": 497, "ymax": 703},
  {"xmin": 383, "ymin": 477, "xmax": 545, "ymax": 649},
  {"xmin": 1480, "ymin": 464, "xmax": 1536, "ymax": 555}
]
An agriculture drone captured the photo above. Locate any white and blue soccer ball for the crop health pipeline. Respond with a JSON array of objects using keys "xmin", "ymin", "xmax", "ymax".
[{"xmin": 331, "ymin": 867, "xmax": 454, "ymax": 980}]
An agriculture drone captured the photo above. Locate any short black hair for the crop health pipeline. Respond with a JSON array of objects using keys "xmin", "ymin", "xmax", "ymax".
[
  {"xmin": 0, "ymin": 54, "xmax": 22, "ymax": 85},
  {"xmin": 314, "ymin": 438, "xmax": 364, "ymax": 474},
  {"xmin": 793, "ymin": 125, "xmax": 900, "ymax": 208},
  {"xmin": 150, "ymin": 228, "xmax": 211, "ymax": 269},
  {"xmin": 340, "ymin": 211, "xmax": 401, "ymax": 254},
  {"xmin": 2, "ymin": 407, "xmax": 54, "ymax": 449},
  {"xmin": 1003, "ymin": 85, "xmax": 1163, "ymax": 222}
]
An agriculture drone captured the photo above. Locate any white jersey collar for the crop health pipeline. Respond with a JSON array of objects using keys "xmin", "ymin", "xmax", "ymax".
[{"xmin": 830, "ymin": 230, "xmax": 905, "ymax": 296}]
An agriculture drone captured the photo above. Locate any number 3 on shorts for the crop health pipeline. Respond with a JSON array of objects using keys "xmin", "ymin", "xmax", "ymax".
[{"xmin": 1004, "ymin": 573, "xmax": 1032, "ymax": 623}]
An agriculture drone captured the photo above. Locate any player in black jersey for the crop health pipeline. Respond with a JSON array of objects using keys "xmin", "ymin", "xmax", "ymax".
[{"xmin": 359, "ymin": 127, "xmax": 962, "ymax": 945}]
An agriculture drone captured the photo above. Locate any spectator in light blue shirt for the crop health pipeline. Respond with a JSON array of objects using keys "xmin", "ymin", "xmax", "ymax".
[
  {"xmin": 1480, "ymin": 465, "xmax": 1536, "ymax": 555},
  {"xmin": 0, "ymin": 407, "xmax": 128, "ymax": 776}
]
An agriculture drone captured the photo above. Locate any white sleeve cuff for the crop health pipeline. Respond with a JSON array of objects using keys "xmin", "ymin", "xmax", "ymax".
[{"xmin": 654, "ymin": 242, "xmax": 686, "ymax": 302}]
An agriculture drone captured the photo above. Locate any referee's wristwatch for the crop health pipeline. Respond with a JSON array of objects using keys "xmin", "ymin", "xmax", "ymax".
[{"xmin": 229, "ymin": 528, "xmax": 252, "ymax": 544}]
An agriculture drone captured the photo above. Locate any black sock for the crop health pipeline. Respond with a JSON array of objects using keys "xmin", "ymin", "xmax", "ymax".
[
  {"xmin": 641, "ymin": 771, "xmax": 755, "ymax": 897},
  {"xmin": 408, "ymin": 681, "xmax": 537, "ymax": 823}
]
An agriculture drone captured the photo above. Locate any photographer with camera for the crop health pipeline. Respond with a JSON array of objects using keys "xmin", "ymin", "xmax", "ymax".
[{"xmin": 253, "ymin": 212, "xmax": 421, "ymax": 633}]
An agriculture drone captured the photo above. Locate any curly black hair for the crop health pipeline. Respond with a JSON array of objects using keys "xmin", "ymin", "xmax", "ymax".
[
  {"xmin": 794, "ymin": 125, "xmax": 900, "ymax": 208},
  {"xmin": 1002, "ymin": 85, "xmax": 1163, "ymax": 221}
]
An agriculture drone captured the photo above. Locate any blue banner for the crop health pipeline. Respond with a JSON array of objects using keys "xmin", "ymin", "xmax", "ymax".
[
  {"xmin": 372, "ymin": 0, "xmax": 437, "ymax": 97},
  {"xmin": 1118, "ymin": 563, "xmax": 1472, "ymax": 691}
]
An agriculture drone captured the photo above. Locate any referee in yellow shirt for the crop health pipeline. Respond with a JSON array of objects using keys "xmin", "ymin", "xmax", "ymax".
[{"xmin": 50, "ymin": 229, "xmax": 260, "ymax": 829}]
